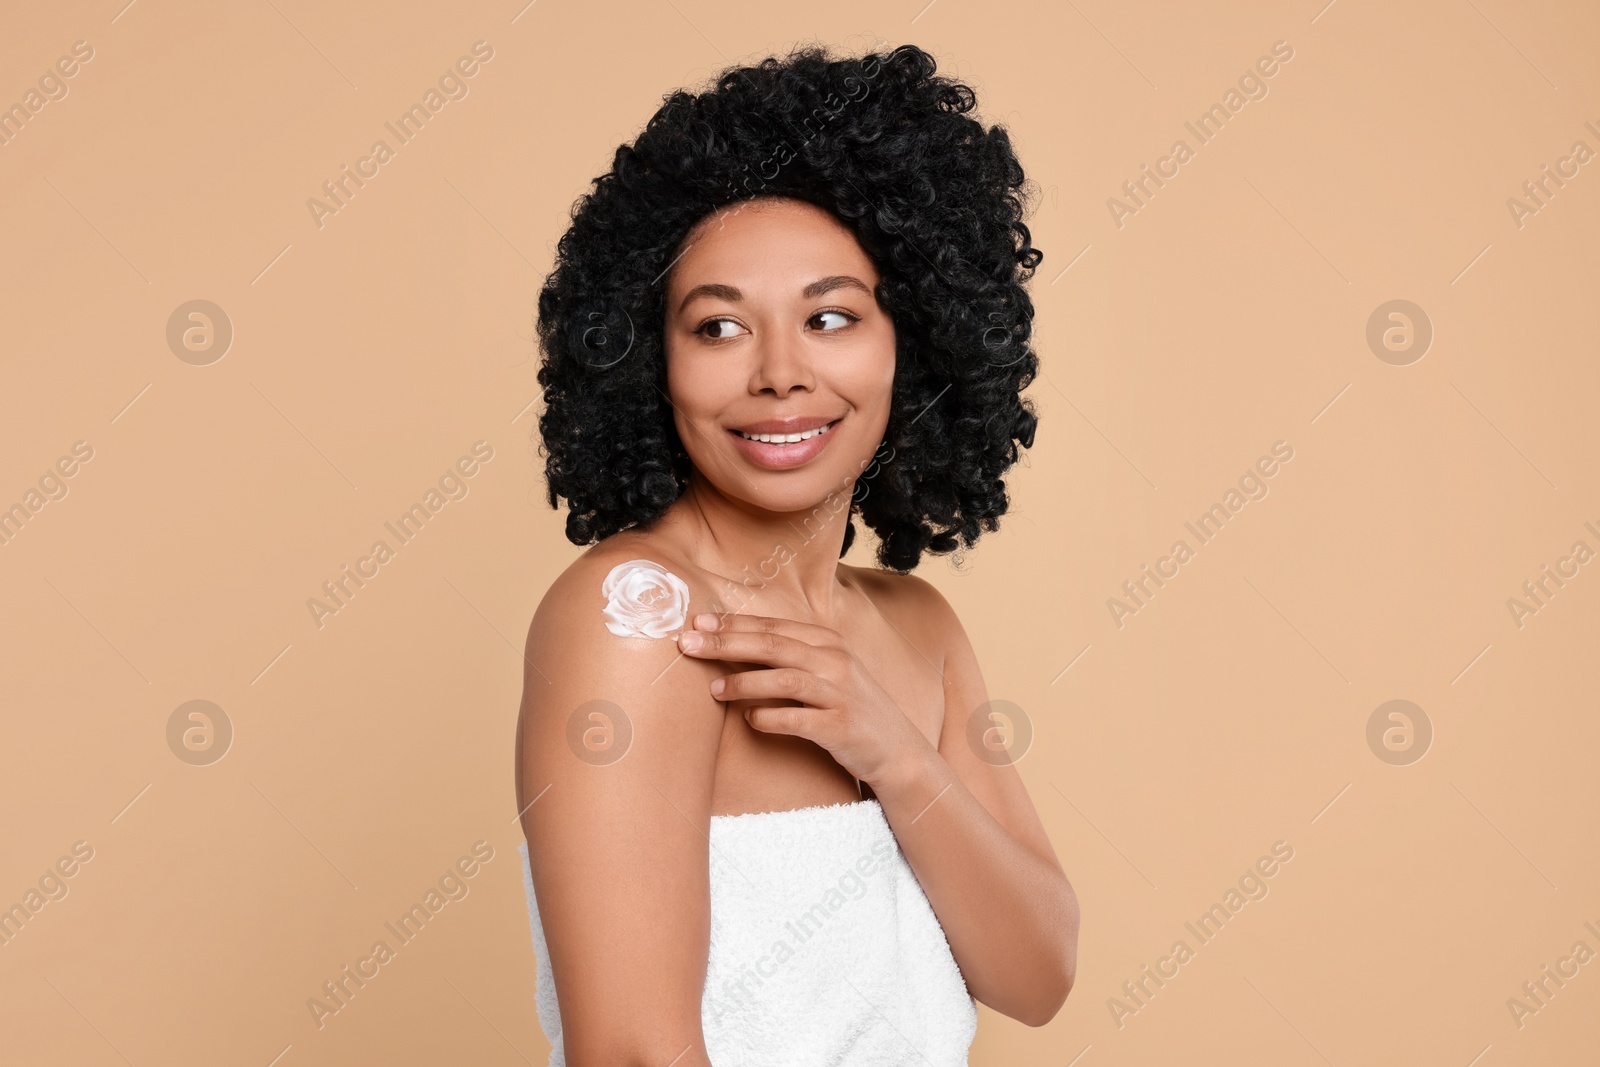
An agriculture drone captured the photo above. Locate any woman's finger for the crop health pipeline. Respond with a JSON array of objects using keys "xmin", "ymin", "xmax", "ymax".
[
  {"xmin": 691, "ymin": 610, "xmax": 845, "ymax": 650},
  {"xmin": 678, "ymin": 627, "xmax": 823, "ymax": 671},
  {"xmin": 712, "ymin": 666, "xmax": 827, "ymax": 705},
  {"xmin": 742, "ymin": 704, "xmax": 813, "ymax": 737}
]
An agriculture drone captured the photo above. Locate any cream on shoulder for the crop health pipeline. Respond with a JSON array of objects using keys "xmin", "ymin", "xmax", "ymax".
[{"xmin": 599, "ymin": 559, "xmax": 691, "ymax": 639}]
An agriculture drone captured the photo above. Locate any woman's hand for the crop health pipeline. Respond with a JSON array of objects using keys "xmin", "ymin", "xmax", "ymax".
[{"xmin": 675, "ymin": 611, "xmax": 934, "ymax": 789}]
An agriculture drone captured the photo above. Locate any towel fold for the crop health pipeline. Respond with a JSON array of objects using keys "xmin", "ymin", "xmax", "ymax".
[{"xmin": 518, "ymin": 797, "xmax": 977, "ymax": 1066}]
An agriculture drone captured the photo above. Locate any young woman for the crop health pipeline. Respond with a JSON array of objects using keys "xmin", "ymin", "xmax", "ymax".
[{"xmin": 514, "ymin": 43, "xmax": 1078, "ymax": 1066}]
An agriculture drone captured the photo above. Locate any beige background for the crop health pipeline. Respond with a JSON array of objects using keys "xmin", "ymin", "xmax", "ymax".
[{"xmin": 2, "ymin": 0, "xmax": 1597, "ymax": 1064}]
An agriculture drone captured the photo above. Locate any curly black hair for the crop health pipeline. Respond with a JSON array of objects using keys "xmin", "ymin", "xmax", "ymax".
[{"xmin": 534, "ymin": 42, "xmax": 1041, "ymax": 573}]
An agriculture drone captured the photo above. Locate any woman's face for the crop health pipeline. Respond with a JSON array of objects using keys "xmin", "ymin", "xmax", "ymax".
[{"xmin": 663, "ymin": 196, "xmax": 897, "ymax": 516}]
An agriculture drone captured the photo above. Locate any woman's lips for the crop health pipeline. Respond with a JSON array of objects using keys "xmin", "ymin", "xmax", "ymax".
[{"xmin": 726, "ymin": 418, "xmax": 840, "ymax": 471}]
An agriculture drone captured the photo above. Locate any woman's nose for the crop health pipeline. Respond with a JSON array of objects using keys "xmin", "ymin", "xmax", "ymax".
[{"xmin": 750, "ymin": 330, "xmax": 816, "ymax": 396}]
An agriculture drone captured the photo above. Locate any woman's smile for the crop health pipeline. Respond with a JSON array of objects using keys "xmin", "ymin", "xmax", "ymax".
[{"xmin": 726, "ymin": 416, "xmax": 844, "ymax": 470}]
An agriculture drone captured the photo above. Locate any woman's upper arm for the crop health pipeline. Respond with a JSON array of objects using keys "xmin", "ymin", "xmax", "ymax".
[
  {"xmin": 918, "ymin": 578, "xmax": 1066, "ymax": 876},
  {"xmin": 516, "ymin": 558, "xmax": 724, "ymax": 1065}
]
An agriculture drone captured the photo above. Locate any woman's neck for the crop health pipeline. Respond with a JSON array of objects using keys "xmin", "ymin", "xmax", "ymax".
[{"xmin": 655, "ymin": 475, "xmax": 854, "ymax": 623}]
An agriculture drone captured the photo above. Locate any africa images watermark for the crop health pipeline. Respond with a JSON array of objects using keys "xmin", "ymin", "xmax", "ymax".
[
  {"xmin": 0, "ymin": 440, "xmax": 95, "ymax": 549},
  {"xmin": 306, "ymin": 441, "xmax": 494, "ymax": 630},
  {"xmin": 703, "ymin": 835, "xmax": 897, "ymax": 1025},
  {"xmin": 1505, "ymin": 119, "xmax": 1600, "ymax": 231},
  {"xmin": 1107, "ymin": 440, "xmax": 1295, "ymax": 629},
  {"xmin": 306, "ymin": 41, "xmax": 495, "ymax": 230},
  {"xmin": 0, "ymin": 39, "xmax": 95, "ymax": 149},
  {"xmin": 0, "ymin": 841, "xmax": 96, "ymax": 949},
  {"xmin": 1504, "ymin": 518, "xmax": 1600, "ymax": 630},
  {"xmin": 1107, "ymin": 39, "xmax": 1296, "ymax": 228},
  {"xmin": 1108, "ymin": 839, "xmax": 1296, "ymax": 1029},
  {"xmin": 1504, "ymin": 918, "xmax": 1600, "ymax": 1030},
  {"xmin": 305, "ymin": 841, "xmax": 495, "ymax": 1029}
]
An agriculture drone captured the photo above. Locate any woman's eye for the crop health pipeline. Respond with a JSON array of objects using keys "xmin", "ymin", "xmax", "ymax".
[
  {"xmin": 696, "ymin": 317, "xmax": 746, "ymax": 340},
  {"xmin": 811, "ymin": 309, "xmax": 857, "ymax": 331}
]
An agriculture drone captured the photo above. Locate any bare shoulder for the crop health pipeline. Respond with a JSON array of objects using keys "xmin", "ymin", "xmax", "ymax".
[
  {"xmin": 532, "ymin": 534, "xmax": 706, "ymax": 645},
  {"xmin": 515, "ymin": 531, "xmax": 726, "ymax": 815},
  {"xmin": 839, "ymin": 562, "xmax": 966, "ymax": 663},
  {"xmin": 845, "ymin": 563, "xmax": 1065, "ymax": 877},
  {"xmin": 523, "ymin": 532, "xmax": 737, "ymax": 678}
]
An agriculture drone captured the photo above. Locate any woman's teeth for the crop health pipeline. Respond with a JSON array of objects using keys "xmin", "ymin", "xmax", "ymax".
[{"xmin": 736, "ymin": 421, "xmax": 835, "ymax": 444}]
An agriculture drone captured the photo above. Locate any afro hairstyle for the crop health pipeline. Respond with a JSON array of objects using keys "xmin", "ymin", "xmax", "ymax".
[{"xmin": 534, "ymin": 41, "xmax": 1042, "ymax": 573}]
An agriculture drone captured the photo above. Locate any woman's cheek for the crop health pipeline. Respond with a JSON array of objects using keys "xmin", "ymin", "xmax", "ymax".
[
  {"xmin": 840, "ymin": 337, "xmax": 897, "ymax": 405},
  {"xmin": 668, "ymin": 365, "xmax": 720, "ymax": 430}
]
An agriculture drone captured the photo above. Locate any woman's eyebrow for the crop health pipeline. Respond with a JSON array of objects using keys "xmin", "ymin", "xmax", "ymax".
[
  {"xmin": 675, "ymin": 275, "xmax": 872, "ymax": 315},
  {"xmin": 802, "ymin": 274, "xmax": 873, "ymax": 300},
  {"xmin": 676, "ymin": 282, "xmax": 741, "ymax": 314}
]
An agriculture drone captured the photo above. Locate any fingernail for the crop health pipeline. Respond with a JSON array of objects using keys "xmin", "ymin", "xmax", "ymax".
[
  {"xmin": 695, "ymin": 613, "xmax": 720, "ymax": 630},
  {"xmin": 710, "ymin": 677, "xmax": 725, "ymax": 696},
  {"xmin": 679, "ymin": 631, "xmax": 703, "ymax": 650}
]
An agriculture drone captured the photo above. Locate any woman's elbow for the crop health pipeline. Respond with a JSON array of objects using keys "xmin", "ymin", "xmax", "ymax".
[
  {"xmin": 1019, "ymin": 927, "xmax": 1078, "ymax": 1027},
  {"xmin": 1015, "ymin": 964, "xmax": 1074, "ymax": 1028}
]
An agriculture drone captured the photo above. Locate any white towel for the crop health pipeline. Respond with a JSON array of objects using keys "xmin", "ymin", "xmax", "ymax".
[{"xmin": 518, "ymin": 797, "xmax": 977, "ymax": 1066}]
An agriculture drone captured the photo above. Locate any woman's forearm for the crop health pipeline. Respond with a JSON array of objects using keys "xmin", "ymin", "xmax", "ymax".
[{"xmin": 868, "ymin": 745, "xmax": 1079, "ymax": 1026}]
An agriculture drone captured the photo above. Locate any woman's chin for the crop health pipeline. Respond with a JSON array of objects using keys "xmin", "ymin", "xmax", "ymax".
[{"xmin": 721, "ymin": 470, "xmax": 859, "ymax": 521}]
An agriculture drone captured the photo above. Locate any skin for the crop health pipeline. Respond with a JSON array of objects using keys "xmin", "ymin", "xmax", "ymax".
[{"xmin": 515, "ymin": 195, "xmax": 1078, "ymax": 1065}]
